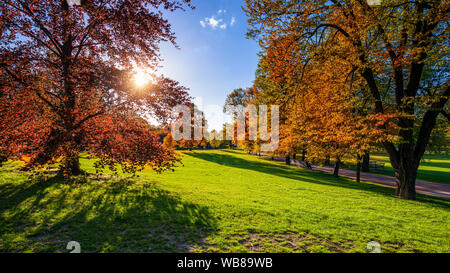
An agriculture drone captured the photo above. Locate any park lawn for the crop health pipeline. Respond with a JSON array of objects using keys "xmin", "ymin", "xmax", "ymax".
[
  {"xmin": 367, "ymin": 154, "xmax": 450, "ymax": 185},
  {"xmin": 0, "ymin": 150, "xmax": 449, "ymax": 253}
]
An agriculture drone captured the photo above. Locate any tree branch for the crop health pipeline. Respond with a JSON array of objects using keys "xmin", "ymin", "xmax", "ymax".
[{"xmin": 414, "ymin": 85, "xmax": 450, "ymax": 163}]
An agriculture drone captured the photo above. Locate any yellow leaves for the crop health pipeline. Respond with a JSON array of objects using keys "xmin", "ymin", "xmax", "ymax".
[{"xmin": 255, "ymin": 31, "xmax": 399, "ymax": 159}]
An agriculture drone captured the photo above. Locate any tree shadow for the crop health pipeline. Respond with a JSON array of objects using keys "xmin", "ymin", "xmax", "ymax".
[
  {"xmin": 187, "ymin": 151, "xmax": 450, "ymax": 208},
  {"xmin": 0, "ymin": 175, "xmax": 217, "ymax": 253}
]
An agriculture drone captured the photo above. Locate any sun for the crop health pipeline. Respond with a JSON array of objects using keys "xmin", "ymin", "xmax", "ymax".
[{"xmin": 133, "ymin": 69, "xmax": 152, "ymax": 88}]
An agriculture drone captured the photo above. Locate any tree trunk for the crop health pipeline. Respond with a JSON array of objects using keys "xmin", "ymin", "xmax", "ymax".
[
  {"xmin": 362, "ymin": 152, "xmax": 370, "ymax": 172},
  {"xmin": 0, "ymin": 150, "xmax": 6, "ymax": 167},
  {"xmin": 305, "ymin": 161, "xmax": 312, "ymax": 170},
  {"xmin": 356, "ymin": 155, "xmax": 361, "ymax": 183},
  {"xmin": 389, "ymin": 153, "xmax": 418, "ymax": 200},
  {"xmin": 61, "ymin": 152, "xmax": 83, "ymax": 176},
  {"xmin": 301, "ymin": 150, "xmax": 306, "ymax": 161},
  {"xmin": 333, "ymin": 159, "xmax": 341, "ymax": 177},
  {"xmin": 285, "ymin": 155, "xmax": 291, "ymax": 165},
  {"xmin": 394, "ymin": 169, "xmax": 417, "ymax": 200},
  {"xmin": 324, "ymin": 155, "xmax": 331, "ymax": 166},
  {"xmin": 293, "ymin": 153, "xmax": 296, "ymax": 160}
]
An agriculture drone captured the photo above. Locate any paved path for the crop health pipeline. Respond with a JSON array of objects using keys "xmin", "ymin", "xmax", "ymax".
[
  {"xmin": 253, "ymin": 153, "xmax": 450, "ymax": 200},
  {"xmin": 314, "ymin": 165, "xmax": 450, "ymax": 200}
]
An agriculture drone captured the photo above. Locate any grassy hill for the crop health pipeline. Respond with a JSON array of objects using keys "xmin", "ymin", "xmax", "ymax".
[{"xmin": 0, "ymin": 150, "xmax": 449, "ymax": 253}]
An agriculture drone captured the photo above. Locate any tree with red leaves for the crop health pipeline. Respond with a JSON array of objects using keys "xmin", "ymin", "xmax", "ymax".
[{"xmin": 0, "ymin": 0, "xmax": 192, "ymax": 176}]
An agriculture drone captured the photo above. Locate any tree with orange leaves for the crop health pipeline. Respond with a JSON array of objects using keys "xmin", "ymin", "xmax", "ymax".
[
  {"xmin": 246, "ymin": 0, "xmax": 449, "ymax": 200},
  {"xmin": 224, "ymin": 88, "xmax": 260, "ymax": 152}
]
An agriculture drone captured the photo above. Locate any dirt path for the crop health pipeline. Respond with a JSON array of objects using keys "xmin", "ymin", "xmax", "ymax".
[{"xmin": 254, "ymin": 153, "xmax": 450, "ymax": 200}]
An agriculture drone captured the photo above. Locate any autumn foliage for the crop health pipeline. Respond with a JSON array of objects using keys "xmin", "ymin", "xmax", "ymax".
[
  {"xmin": 245, "ymin": 0, "xmax": 449, "ymax": 199},
  {"xmin": 0, "ymin": 0, "xmax": 192, "ymax": 175}
]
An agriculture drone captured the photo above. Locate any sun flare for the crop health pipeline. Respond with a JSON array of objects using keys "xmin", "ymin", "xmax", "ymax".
[{"xmin": 133, "ymin": 69, "xmax": 152, "ymax": 87}]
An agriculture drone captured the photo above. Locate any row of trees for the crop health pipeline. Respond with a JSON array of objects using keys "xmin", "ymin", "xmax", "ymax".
[
  {"xmin": 161, "ymin": 104, "xmax": 234, "ymax": 150},
  {"xmin": 239, "ymin": 0, "xmax": 448, "ymax": 200},
  {"xmin": 162, "ymin": 128, "xmax": 233, "ymax": 150}
]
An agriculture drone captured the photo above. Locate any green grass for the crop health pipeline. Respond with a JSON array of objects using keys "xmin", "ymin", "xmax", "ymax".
[
  {"xmin": 366, "ymin": 154, "xmax": 450, "ymax": 185},
  {"xmin": 0, "ymin": 150, "xmax": 449, "ymax": 253}
]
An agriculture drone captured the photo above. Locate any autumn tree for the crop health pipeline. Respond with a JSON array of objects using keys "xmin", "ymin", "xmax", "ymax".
[
  {"xmin": 245, "ymin": 0, "xmax": 449, "ymax": 200},
  {"xmin": 208, "ymin": 129, "xmax": 225, "ymax": 149},
  {"xmin": 163, "ymin": 133, "xmax": 176, "ymax": 150},
  {"xmin": 257, "ymin": 38, "xmax": 392, "ymax": 176},
  {"xmin": 0, "ymin": 0, "xmax": 192, "ymax": 176},
  {"xmin": 253, "ymin": 45, "xmax": 306, "ymax": 163},
  {"xmin": 174, "ymin": 103, "xmax": 207, "ymax": 150},
  {"xmin": 224, "ymin": 87, "xmax": 261, "ymax": 152}
]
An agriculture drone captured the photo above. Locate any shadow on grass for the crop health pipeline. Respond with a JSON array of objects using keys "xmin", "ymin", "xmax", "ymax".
[
  {"xmin": 0, "ymin": 175, "xmax": 217, "ymax": 253},
  {"xmin": 187, "ymin": 151, "xmax": 450, "ymax": 208}
]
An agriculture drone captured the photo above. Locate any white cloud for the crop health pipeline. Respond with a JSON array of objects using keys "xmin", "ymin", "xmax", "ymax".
[
  {"xmin": 230, "ymin": 17, "xmax": 236, "ymax": 26},
  {"xmin": 200, "ymin": 16, "xmax": 224, "ymax": 29},
  {"xmin": 208, "ymin": 17, "xmax": 222, "ymax": 28},
  {"xmin": 200, "ymin": 13, "xmax": 235, "ymax": 30}
]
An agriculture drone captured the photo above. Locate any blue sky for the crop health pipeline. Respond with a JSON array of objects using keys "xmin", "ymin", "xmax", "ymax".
[{"xmin": 158, "ymin": 0, "xmax": 260, "ymax": 130}]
